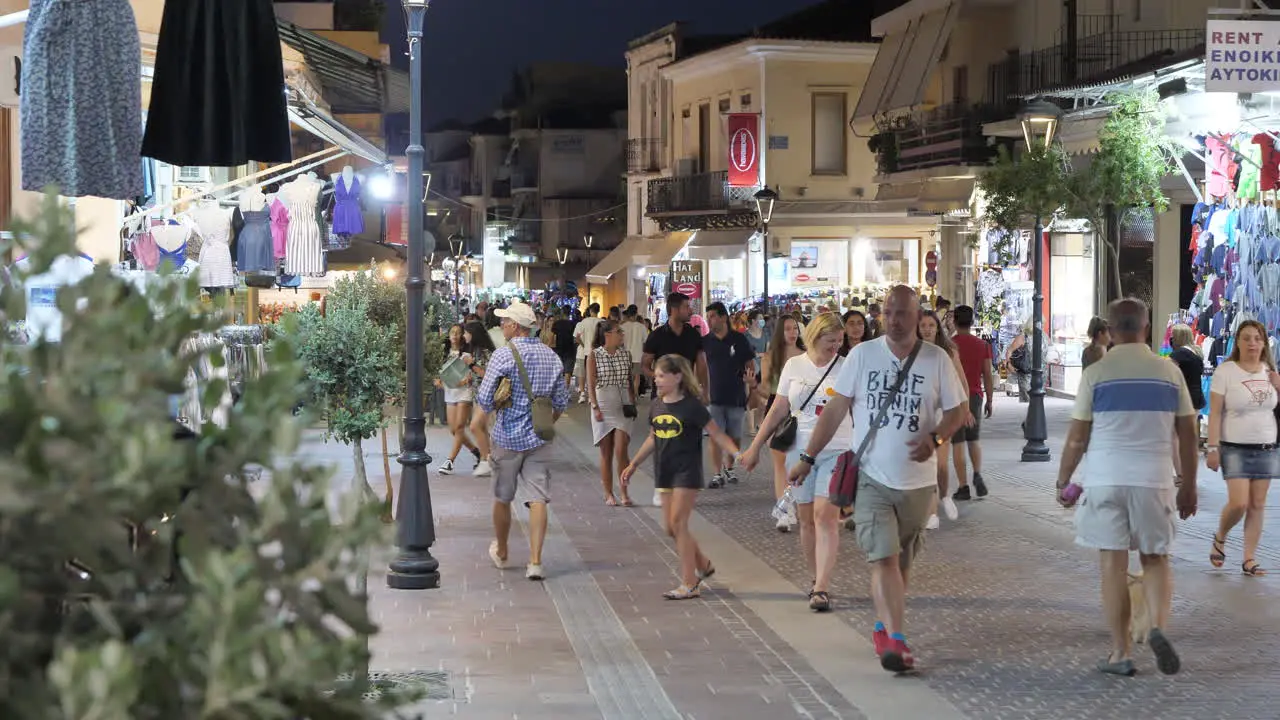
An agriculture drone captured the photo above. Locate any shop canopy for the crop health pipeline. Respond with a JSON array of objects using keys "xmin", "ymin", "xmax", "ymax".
[
  {"xmin": 585, "ymin": 233, "xmax": 693, "ymax": 284},
  {"xmin": 275, "ymin": 19, "xmax": 410, "ymax": 115},
  {"xmin": 852, "ymin": 0, "xmax": 958, "ymax": 126},
  {"xmin": 287, "ymin": 88, "xmax": 388, "ymax": 165},
  {"xmin": 685, "ymin": 229, "xmax": 755, "ymax": 262}
]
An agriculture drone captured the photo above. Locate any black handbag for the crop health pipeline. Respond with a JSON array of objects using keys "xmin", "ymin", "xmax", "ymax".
[{"xmin": 769, "ymin": 358, "xmax": 838, "ymax": 452}]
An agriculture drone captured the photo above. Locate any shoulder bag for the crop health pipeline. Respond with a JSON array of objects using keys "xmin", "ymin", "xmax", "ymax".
[
  {"xmin": 769, "ymin": 357, "xmax": 839, "ymax": 452},
  {"xmin": 509, "ymin": 342, "xmax": 557, "ymax": 442},
  {"xmin": 828, "ymin": 340, "xmax": 923, "ymax": 508}
]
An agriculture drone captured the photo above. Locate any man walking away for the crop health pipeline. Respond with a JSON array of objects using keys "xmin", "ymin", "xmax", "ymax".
[
  {"xmin": 1056, "ymin": 298, "xmax": 1198, "ymax": 677},
  {"xmin": 622, "ymin": 305, "xmax": 650, "ymax": 398},
  {"xmin": 477, "ymin": 302, "xmax": 572, "ymax": 581},
  {"xmin": 573, "ymin": 303, "xmax": 602, "ymax": 404},
  {"xmin": 950, "ymin": 305, "xmax": 994, "ymax": 506},
  {"xmin": 551, "ymin": 308, "xmax": 576, "ymax": 390},
  {"xmin": 703, "ymin": 302, "xmax": 755, "ymax": 488},
  {"xmin": 792, "ymin": 285, "xmax": 967, "ymax": 672}
]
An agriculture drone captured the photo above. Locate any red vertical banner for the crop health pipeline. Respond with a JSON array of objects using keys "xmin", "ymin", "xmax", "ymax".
[{"xmin": 727, "ymin": 113, "xmax": 761, "ymax": 187}]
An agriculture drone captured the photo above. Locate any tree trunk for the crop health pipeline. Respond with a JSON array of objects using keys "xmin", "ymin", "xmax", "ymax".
[
  {"xmin": 351, "ymin": 437, "xmax": 378, "ymax": 505},
  {"xmin": 379, "ymin": 426, "xmax": 394, "ymax": 523},
  {"xmin": 347, "ymin": 437, "xmax": 373, "ymax": 688},
  {"xmin": 1106, "ymin": 204, "xmax": 1124, "ymax": 300}
]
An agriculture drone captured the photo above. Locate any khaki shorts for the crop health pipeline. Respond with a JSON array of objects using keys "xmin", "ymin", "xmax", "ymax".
[
  {"xmin": 491, "ymin": 443, "xmax": 553, "ymax": 506},
  {"xmin": 853, "ymin": 471, "xmax": 934, "ymax": 569},
  {"xmin": 1074, "ymin": 485, "xmax": 1176, "ymax": 555}
]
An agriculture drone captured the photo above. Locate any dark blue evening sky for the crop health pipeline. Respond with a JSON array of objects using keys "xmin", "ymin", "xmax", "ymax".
[{"xmin": 383, "ymin": 0, "xmax": 817, "ymax": 124}]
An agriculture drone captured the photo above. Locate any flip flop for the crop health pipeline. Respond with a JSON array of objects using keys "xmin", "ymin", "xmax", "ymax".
[
  {"xmin": 1147, "ymin": 628, "xmax": 1181, "ymax": 675},
  {"xmin": 604, "ymin": 496, "xmax": 618, "ymax": 507},
  {"xmin": 1097, "ymin": 657, "xmax": 1136, "ymax": 677},
  {"xmin": 619, "ymin": 497, "xmax": 635, "ymax": 507}
]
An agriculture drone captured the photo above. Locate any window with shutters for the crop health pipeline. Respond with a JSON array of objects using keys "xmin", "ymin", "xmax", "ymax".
[{"xmin": 811, "ymin": 92, "xmax": 847, "ymax": 175}]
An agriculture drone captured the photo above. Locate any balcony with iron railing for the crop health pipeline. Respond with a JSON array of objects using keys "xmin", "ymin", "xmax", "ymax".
[
  {"xmin": 876, "ymin": 102, "xmax": 1007, "ymax": 175},
  {"xmin": 985, "ymin": 16, "xmax": 1204, "ymax": 103},
  {"xmin": 646, "ymin": 171, "xmax": 759, "ymax": 215},
  {"xmin": 627, "ymin": 138, "xmax": 664, "ymax": 174}
]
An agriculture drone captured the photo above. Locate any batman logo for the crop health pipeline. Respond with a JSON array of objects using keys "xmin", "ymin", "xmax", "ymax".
[{"xmin": 652, "ymin": 414, "xmax": 684, "ymax": 439}]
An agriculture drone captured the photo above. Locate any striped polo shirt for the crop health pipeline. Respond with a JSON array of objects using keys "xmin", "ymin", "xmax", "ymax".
[{"xmin": 1072, "ymin": 343, "xmax": 1195, "ymax": 489}]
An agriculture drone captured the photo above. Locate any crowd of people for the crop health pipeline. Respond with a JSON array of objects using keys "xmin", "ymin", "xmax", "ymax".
[{"xmin": 434, "ymin": 286, "xmax": 1274, "ymax": 680}]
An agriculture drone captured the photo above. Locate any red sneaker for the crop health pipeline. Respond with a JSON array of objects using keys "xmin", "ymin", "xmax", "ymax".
[
  {"xmin": 873, "ymin": 628, "xmax": 889, "ymax": 658},
  {"xmin": 880, "ymin": 638, "xmax": 915, "ymax": 673}
]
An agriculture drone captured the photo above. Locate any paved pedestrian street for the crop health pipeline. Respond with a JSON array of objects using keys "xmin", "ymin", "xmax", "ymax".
[{"xmin": 307, "ymin": 394, "xmax": 1280, "ymax": 719}]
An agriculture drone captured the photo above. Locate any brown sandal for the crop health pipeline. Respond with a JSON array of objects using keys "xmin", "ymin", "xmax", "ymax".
[
  {"xmin": 1210, "ymin": 534, "xmax": 1227, "ymax": 568},
  {"xmin": 1243, "ymin": 559, "xmax": 1267, "ymax": 576}
]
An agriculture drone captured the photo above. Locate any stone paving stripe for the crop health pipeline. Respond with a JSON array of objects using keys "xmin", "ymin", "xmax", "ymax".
[{"xmin": 518, "ymin": 502, "xmax": 684, "ymax": 720}]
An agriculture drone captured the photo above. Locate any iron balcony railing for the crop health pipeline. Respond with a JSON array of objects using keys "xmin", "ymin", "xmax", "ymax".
[
  {"xmin": 986, "ymin": 26, "xmax": 1204, "ymax": 102},
  {"xmin": 646, "ymin": 171, "xmax": 758, "ymax": 215},
  {"xmin": 627, "ymin": 138, "xmax": 663, "ymax": 173},
  {"xmin": 883, "ymin": 102, "xmax": 1004, "ymax": 174}
]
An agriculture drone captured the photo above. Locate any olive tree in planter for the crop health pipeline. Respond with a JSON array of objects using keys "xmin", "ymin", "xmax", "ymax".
[{"xmin": 0, "ymin": 195, "xmax": 410, "ymax": 718}]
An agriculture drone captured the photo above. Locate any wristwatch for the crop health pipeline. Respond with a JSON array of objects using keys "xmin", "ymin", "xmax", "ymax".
[
  {"xmin": 930, "ymin": 433, "xmax": 945, "ymax": 447},
  {"xmin": 798, "ymin": 452, "xmax": 816, "ymax": 466}
]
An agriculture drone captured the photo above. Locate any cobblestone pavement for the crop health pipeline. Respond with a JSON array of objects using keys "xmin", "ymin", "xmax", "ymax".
[
  {"xmin": 685, "ymin": 393, "xmax": 1280, "ymax": 720},
  {"xmin": 307, "ymin": 388, "xmax": 1280, "ymax": 720}
]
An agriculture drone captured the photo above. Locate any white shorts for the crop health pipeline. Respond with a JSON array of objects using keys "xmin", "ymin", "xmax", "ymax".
[{"xmin": 1074, "ymin": 485, "xmax": 1176, "ymax": 556}]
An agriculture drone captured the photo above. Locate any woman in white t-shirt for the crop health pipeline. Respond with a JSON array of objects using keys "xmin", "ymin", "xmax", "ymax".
[
  {"xmin": 1206, "ymin": 320, "xmax": 1280, "ymax": 576},
  {"xmin": 740, "ymin": 313, "xmax": 852, "ymax": 612}
]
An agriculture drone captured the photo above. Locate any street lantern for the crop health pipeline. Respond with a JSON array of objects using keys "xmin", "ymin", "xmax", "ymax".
[
  {"xmin": 583, "ymin": 231, "xmax": 595, "ymax": 307},
  {"xmin": 753, "ymin": 186, "xmax": 779, "ymax": 313},
  {"xmin": 556, "ymin": 246, "xmax": 569, "ymax": 265},
  {"xmin": 1016, "ymin": 98, "xmax": 1062, "ymax": 464},
  {"xmin": 1019, "ymin": 98, "xmax": 1062, "ymax": 152},
  {"xmin": 387, "ymin": 0, "xmax": 440, "ymax": 590},
  {"xmin": 447, "ymin": 233, "xmax": 466, "ymax": 311},
  {"xmin": 448, "ymin": 232, "xmax": 465, "ymax": 258},
  {"xmin": 583, "ymin": 231, "xmax": 594, "ymax": 249}
]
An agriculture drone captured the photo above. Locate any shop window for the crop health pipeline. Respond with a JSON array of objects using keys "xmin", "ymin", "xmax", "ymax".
[
  {"xmin": 718, "ymin": 98, "xmax": 731, "ymax": 113},
  {"xmin": 811, "ymin": 92, "xmax": 847, "ymax": 175},
  {"xmin": 740, "ymin": 93, "xmax": 752, "ymax": 109}
]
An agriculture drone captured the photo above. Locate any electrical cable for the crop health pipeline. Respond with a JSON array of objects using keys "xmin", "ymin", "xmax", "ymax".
[{"xmin": 426, "ymin": 187, "xmax": 626, "ymax": 223}]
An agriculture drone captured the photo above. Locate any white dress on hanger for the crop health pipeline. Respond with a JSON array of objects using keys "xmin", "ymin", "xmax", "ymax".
[
  {"xmin": 281, "ymin": 178, "xmax": 324, "ymax": 275},
  {"xmin": 189, "ymin": 203, "xmax": 236, "ymax": 288}
]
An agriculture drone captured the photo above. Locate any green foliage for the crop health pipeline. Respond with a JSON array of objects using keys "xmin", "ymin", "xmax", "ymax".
[
  {"xmin": 294, "ymin": 299, "xmax": 399, "ymax": 447},
  {"xmin": 976, "ymin": 142, "xmax": 1074, "ymax": 232},
  {"xmin": 0, "ymin": 194, "xmax": 408, "ymax": 718},
  {"xmin": 1075, "ymin": 90, "xmax": 1176, "ymax": 218}
]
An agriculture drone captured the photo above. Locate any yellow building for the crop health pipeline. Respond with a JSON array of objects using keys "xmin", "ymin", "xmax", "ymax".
[{"xmin": 594, "ymin": 2, "xmax": 951, "ymax": 316}]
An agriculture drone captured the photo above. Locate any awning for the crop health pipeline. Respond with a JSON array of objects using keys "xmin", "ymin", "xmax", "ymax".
[
  {"xmin": 585, "ymin": 233, "xmax": 694, "ymax": 284},
  {"xmin": 851, "ymin": 2, "xmax": 958, "ymax": 125},
  {"xmin": 913, "ymin": 178, "xmax": 975, "ymax": 213},
  {"xmin": 276, "ymin": 19, "xmax": 410, "ymax": 114},
  {"xmin": 686, "ymin": 228, "xmax": 754, "ymax": 261},
  {"xmin": 288, "ymin": 88, "xmax": 388, "ymax": 164}
]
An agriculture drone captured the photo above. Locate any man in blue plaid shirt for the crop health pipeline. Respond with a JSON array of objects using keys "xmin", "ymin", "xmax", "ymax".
[{"xmin": 477, "ymin": 301, "xmax": 571, "ymax": 580}]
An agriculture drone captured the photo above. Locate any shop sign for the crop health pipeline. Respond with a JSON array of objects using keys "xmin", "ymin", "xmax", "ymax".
[
  {"xmin": 1206, "ymin": 20, "xmax": 1280, "ymax": 92},
  {"xmin": 669, "ymin": 259, "xmax": 704, "ymax": 299},
  {"xmin": 925, "ymin": 250, "xmax": 938, "ymax": 288},
  {"xmin": 768, "ymin": 135, "xmax": 789, "ymax": 150},
  {"xmin": 727, "ymin": 113, "xmax": 761, "ymax": 187}
]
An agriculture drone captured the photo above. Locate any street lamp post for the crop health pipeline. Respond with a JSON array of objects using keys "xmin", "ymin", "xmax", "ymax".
[
  {"xmin": 583, "ymin": 231, "xmax": 595, "ymax": 307},
  {"xmin": 388, "ymin": 0, "xmax": 440, "ymax": 590},
  {"xmin": 753, "ymin": 187, "xmax": 778, "ymax": 315},
  {"xmin": 448, "ymin": 233, "xmax": 465, "ymax": 313},
  {"xmin": 1018, "ymin": 98, "xmax": 1062, "ymax": 464}
]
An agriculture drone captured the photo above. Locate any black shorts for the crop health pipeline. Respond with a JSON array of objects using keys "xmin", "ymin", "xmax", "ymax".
[
  {"xmin": 951, "ymin": 393, "xmax": 984, "ymax": 443},
  {"xmin": 656, "ymin": 466, "xmax": 704, "ymax": 490}
]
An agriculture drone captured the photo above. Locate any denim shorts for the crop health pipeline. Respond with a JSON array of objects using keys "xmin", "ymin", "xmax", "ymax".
[
  {"xmin": 784, "ymin": 448, "xmax": 843, "ymax": 504},
  {"xmin": 1220, "ymin": 443, "xmax": 1280, "ymax": 480},
  {"xmin": 709, "ymin": 404, "xmax": 745, "ymax": 438}
]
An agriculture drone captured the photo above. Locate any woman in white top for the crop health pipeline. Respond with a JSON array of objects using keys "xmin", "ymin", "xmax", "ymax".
[
  {"xmin": 919, "ymin": 310, "xmax": 972, "ymax": 530},
  {"xmin": 436, "ymin": 324, "xmax": 479, "ymax": 475},
  {"xmin": 740, "ymin": 313, "xmax": 851, "ymax": 612},
  {"xmin": 756, "ymin": 316, "xmax": 806, "ymax": 530},
  {"xmin": 1206, "ymin": 320, "xmax": 1280, "ymax": 576}
]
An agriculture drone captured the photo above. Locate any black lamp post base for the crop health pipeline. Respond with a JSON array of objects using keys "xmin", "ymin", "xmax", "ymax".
[
  {"xmin": 387, "ymin": 553, "xmax": 441, "ymax": 589},
  {"xmin": 1020, "ymin": 441, "xmax": 1052, "ymax": 463}
]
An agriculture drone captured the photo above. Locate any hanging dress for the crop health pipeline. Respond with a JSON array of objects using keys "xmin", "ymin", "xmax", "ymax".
[
  {"xmin": 236, "ymin": 209, "xmax": 276, "ymax": 274},
  {"xmin": 20, "ymin": 0, "xmax": 143, "ymax": 199},
  {"xmin": 282, "ymin": 181, "xmax": 325, "ymax": 276},
  {"xmin": 190, "ymin": 205, "xmax": 236, "ymax": 289},
  {"xmin": 269, "ymin": 197, "xmax": 290, "ymax": 260},
  {"xmin": 332, "ymin": 176, "xmax": 365, "ymax": 235},
  {"xmin": 141, "ymin": 0, "xmax": 292, "ymax": 166}
]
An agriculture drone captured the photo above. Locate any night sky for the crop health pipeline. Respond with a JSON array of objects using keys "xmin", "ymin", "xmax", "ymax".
[{"xmin": 382, "ymin": 0, "xmax": 819, "ymax": 124}]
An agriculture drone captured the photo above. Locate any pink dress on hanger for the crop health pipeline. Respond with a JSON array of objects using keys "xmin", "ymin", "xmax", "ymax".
[
  {"xmin": 1206, "ymin": 134, "xmax": 1234, "ymax": 199},
  {"xmin": 269, "ymin": 197, "xmax": 289, "ymax": 260}
]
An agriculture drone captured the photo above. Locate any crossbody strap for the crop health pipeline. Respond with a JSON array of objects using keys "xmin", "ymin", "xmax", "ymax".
[
  {"xmin": 509, "ymin": 342, "xmax": 536, "ymax": 398},
  {"xmin": 854, "ymin": 340, "xmax": 923, "ymax": 459},
  {"xmin": 797, "ymin": 358, "xmax": 838, "ymax": 413}
]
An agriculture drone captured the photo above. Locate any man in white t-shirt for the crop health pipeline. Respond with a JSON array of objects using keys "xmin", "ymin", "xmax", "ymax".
[
  {"xmin": 1056, "ymin": 298, "xmax": 1198, "ymax": 678},
  {"xmin": 10, "ymin": 254, "xmax": 96, "ymax": 343},
  {"xmin": 791, "ymin": 285, "xmax": 966, "ymax": 673},
  {"xmin": 620, "ymin": 305, "xmax": 649, "ymax": 396},
  {"xmin": 572, "ymin": 302, "xmax": 602, "ymax": 403}
]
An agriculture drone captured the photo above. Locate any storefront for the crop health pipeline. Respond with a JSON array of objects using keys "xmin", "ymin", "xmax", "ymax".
[{"xmin": 1046, "ymin": 226, "xmax": 1096, "ymax": 395}]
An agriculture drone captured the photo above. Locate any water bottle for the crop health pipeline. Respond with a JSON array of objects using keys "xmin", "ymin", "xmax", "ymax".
[{"xmin": 772, "ymin": 487, "xmax": 796, "ymax": 522}]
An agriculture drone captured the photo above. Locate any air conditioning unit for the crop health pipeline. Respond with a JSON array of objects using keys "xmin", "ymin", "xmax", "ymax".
[
  {"xmin": 0, "ymin": 46, "xmax": 20, "ymax": 107},
  {"xmin": 675, "ymin": 158, "xmax": 697, "ymax": 177},
  {"xmin": 176, "ymin": 166, "xmax": 209, "ymax": 184}
]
